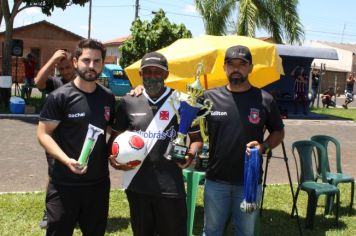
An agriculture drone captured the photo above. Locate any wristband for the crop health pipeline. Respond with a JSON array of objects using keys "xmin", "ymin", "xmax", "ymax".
[{"xmin": 262, "ymin": 142, "xmax": 270, "ymax": 155}]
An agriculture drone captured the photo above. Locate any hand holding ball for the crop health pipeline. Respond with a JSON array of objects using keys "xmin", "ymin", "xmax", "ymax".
[{"xmin": 111, "ymin": 131, "xmax": 146, "ymax": 168}]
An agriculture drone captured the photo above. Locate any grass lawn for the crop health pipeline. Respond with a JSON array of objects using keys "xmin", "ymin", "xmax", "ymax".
[
  {"xmin": 0, "ymin": 184, "xmax": 355, "ymax": 236},
  {"xmin": 311, "ymin": 108, "xmax": 356, "ymax": 122}
]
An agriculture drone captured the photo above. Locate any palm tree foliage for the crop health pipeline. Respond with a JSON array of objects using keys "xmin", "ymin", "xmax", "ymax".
[{"xmin": 195, "ymin": 0, "xmax": 304, "ymax": 44}]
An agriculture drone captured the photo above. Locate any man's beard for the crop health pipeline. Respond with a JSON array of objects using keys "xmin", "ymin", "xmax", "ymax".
[
  {"xmin": 143, "ymin": 77, "xmax": 165, "ymax": 97},
  {"xmin": 228, "ymin": 72, "xmax": 247, "ymax": 85},
  {"xmin": 75, "ymin": 68, "xmax": 101, "ymax": 82}
]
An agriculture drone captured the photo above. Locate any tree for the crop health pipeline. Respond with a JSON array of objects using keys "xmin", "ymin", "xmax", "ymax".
[
  {"xmin": 0, "ymin": 0, "xmax": 88, "ymax": 76},
  {"xmin": 119, "ymin": 9, "xmax": 192, "ymax": 69},
  {"xmin": 195, "ymin": 0, "xmax": 236, "ymax": 36},
  {"xmin": 195, "ymin": 0, "xmax": 304, "ymax": 44}
]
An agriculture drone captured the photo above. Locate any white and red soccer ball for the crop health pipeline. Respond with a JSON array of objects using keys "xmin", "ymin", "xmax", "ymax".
[{"xmin": 111, "ymin": 131, "xmax": 146, "ymax": 167}]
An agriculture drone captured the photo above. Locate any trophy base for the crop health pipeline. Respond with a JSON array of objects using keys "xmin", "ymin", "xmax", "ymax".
[
  {"xmin": 164, "ymin": 142, "xmax": 187, "ymax": 164},
  {"xmin": 195, "ymin": 153, "xmax": 209, "ymax": 171}
]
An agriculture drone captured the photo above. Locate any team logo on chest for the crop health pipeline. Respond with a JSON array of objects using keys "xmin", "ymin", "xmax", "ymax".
[
  {"xmin": 160, "ymin": 110, "xmax": 169, "ymax": 120},
  {"xmin": 104, "ymin": 106, "xmax": 111, "ymax": 121},
  {"xmin": 248, "ymin": 108, "xmax": 261, "ymax": 124}
]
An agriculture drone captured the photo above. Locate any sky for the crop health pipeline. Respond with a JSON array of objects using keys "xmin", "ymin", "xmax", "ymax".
[{"xmin": 3, "ymin": 0, "xmax": 356, "ymax": 44}]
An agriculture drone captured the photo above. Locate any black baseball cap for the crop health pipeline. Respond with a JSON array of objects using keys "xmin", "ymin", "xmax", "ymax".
[
  {"xmin": 140, "ymin": 52, "xmax": 168, "ymax": 71},
  {"xmin": 224, "ymin": 45, "xmax": 252, "ymax": 64}
]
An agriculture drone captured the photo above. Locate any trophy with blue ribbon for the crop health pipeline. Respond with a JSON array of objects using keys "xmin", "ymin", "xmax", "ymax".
[{"xmin": 164, "ymin": 63, "xmax": 212, "ymax": 164}]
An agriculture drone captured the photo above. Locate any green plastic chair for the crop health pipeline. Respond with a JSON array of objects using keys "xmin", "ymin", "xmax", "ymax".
[
  {"xmin": 311, "ymin": 135, "xmax": 354, "ymax": 214},
  {"xmin": 291, "ymin": 140, "xmax": 340, "ymax": 229},
  {"xmin": 183, "ymin": 168, "xmax": 206, "ymax": 236}
]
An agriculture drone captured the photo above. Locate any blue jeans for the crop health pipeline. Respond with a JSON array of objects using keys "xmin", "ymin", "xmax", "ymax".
[{"xmin": 203, "ymin": 179, "xmax": 262, "ymax": 236}]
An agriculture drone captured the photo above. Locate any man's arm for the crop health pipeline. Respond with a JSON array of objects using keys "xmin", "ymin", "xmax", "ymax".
[
  {"xmin": 34, "ymin": 50, "xmax": 68, "ymax": 90},
  {"xmin": 37, "ymin": 121, "xmax": 87, "ymax": 174}
]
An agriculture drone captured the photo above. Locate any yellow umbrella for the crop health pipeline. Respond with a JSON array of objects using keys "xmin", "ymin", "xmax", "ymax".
[{"xmin": 125, "ymin": 35, "xmax": 284, "ymax": 92}]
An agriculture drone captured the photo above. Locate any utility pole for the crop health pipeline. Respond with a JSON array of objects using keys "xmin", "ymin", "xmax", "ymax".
[
  {"xmin": 341, "ymin": 23, "xmax": 346, "ymax": 43},
  {"xmin": 88, "ymin": 0, "xmax": 92, "ymax": 39},
  {"xmin": 135, "ymin": 0, "xmax": 140, "ymax": 19}
]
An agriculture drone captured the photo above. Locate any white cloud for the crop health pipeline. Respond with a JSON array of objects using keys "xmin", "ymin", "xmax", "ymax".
[
  {"xmin": 24, "ymin": 7, "xmax": 41, "ymax": 15},
  {"xmin": 184, "ymin": 4, "xmax": 197, "ymax": 14}
]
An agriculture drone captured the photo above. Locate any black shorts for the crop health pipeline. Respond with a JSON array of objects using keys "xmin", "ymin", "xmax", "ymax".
[
  {"xmin": 46, "ymin": 178, "xmax": 110, "ymax": 236},
  {"xmin": 126, "ymin": 190, "xmax": 187, "ymax": 236}
]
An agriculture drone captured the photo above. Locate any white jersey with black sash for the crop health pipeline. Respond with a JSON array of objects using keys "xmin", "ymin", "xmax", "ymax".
[{"xmin": 113, "ymin": 87, "xmax": 190, "ymax": 198}]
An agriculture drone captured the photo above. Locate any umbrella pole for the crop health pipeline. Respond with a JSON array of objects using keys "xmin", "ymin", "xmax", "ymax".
[{"xmin": 204, "ymin": 74, "xmax": 208, "ymax": 89}]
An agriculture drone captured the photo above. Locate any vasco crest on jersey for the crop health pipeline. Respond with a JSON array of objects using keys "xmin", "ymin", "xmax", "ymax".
[
  {"xmin": 104, "ymin": 106, "xmax": 111, "ymax": 121},
  {"xmin": 248, "ymin": 108, "xmax": 261, "ymax": 124}
]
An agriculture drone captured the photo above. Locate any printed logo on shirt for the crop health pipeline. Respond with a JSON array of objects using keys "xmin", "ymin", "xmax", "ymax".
[
  {"xmin": 131, "ymin": 113, "xmax": 147, "ymax": 116},
  {"xmin": 160, "ymin": 110, "xmax": 169, "ymax": 120},
  {"xmin": 68, "ymin": 112, "xmax": 85, "ymax": 118},
  {"xmin": 136, "ymin": 126, "xmax": 176, "ymax": 141},
  {"xmin": 210, "ymin": 111, "xmax": 228, "ymax": 116},
  {"xmin": 248, "ymin": 108, "xmax": 261, "ymax": 124},
  {"xmin": 104, "ymin": 106, "xmax": 111, "ymax": 122}
]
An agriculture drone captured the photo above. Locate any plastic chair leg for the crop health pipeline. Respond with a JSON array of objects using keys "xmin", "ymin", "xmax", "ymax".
[
  {"xmin": 324, "ymin": 194, "xmax": 334, "ymax": 215},
  {"xmin": 335, "ymin": 192, "xmax": 340, "ymax": 228},
  {"xmin": 305, "ymin": 193, "xmax": 318, "ymax": 229},
  {"xmin": 183, "ymin": 169, "xmax": 206, "ymax": 236}
]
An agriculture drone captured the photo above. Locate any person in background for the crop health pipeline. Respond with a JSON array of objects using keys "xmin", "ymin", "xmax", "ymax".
[
  {"xmin": 23, "ymin": 53, "xmax": 37, "ymax": 100},
  {"xmin": 202, "ymin": 45, "xmax": 285, "ymax": 235},
  {"xmin": 37, "ymin": 39, "xmax": 115, "ymax": 236},
  {"xmin": 35, "ymin": 49, "xmax": 76, "ymax": 93},
  {"xmin": 109, "ymin": 51, "xmax": 202, "ymax": 236},
  {"xmin": 321, "ymin": 87, "xmax": 336, "ymax": 108},
  {"xmin": 342, "ymin": 72, "xmax": 356, "ymax": 109},
  {"xmin": 35, "ymin": 49, "xmax": 76, "ymax": 229},
  {"xmin": 291, "ymin": 65, "xmax": 308, "ymax": 115},
  {"xmin": 310, "ymin": 69, "xmax": 320, "ymax": 108}
]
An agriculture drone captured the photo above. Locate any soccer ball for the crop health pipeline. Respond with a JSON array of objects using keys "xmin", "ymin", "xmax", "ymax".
[{"xmin": 111, "ymin": 131, "xmax": 146, "ymax": 167}]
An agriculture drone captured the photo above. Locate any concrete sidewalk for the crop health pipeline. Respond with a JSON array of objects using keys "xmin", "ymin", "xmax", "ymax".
[{"xmin": 0, "ymin": 117, "xmax": 356, "ymax": 193}]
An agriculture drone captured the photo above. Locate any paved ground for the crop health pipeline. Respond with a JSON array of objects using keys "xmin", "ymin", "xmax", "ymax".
[{"xmin": 1, "ymin": 115, "xmax": 356, "ymax": 193}]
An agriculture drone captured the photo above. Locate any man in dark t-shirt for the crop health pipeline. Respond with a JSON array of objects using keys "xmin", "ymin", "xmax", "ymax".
[
  {"xmin": 202, "ymin": 45, "xmax": 285, "ymax": 236},
  {"xmin": 37, "ymin": 39, "xmax": 115, "ymax": 236},
  {"xmin": 35, "ymin": 49, "xmax": 76, "ymax": 93},
  {"xmin": 109, "ymin": 52, "xmax": 202, "ymax": 236}
]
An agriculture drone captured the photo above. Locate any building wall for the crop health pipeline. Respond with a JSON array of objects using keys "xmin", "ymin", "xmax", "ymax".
[{"xmin": 0, "ymin": 22, "xmax": 82, "ymax": 82}]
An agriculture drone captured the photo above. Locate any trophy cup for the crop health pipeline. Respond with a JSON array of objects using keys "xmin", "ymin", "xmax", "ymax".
[{"xmin": 164, "ymin": 63, "xmax": 212, "ymax": 164}]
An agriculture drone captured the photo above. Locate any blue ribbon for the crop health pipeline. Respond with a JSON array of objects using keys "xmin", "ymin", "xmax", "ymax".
[{"xmin": 243, "ymin": 148, "xmax": 260, "ymax": 203}]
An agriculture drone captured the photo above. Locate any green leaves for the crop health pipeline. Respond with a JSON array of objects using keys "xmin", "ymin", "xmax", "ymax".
[{"xmin": 119, "ymin": 9, "xmax": 192, "ymax": 69}]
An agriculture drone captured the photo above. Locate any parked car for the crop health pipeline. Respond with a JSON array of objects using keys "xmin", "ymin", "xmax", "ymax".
[{"xmin": 99, "ymin": 64, "xmax": 131, "ymax": 96}]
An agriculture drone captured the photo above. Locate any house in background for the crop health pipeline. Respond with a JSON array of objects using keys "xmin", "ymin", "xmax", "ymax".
[
  {"xmin": 0, "ymin": 20, "xmax": 83, "ymax": 82},
  {"xmin": 103, "ymin": 35, "xmax": 130, "ymax": 64},
  {"xmin": 307, "ymin": 41, "xmax": 356, "ymax": 92}
]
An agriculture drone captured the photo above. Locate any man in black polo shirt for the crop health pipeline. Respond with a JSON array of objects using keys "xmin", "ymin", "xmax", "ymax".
[
  {"xmin": 109, "ymin": 52, "xmax": 202, "ymax": 236},
  {"xmin": 203, "ymin": 45, "xmax": 285, "ymax": 236},
  {"xmin": 37, "ymin": 39, "xmax": 115, "ymax": 236}
]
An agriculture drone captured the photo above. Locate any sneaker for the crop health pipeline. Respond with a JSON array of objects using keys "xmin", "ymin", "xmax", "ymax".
[
  {"xmin": 342, "ymin": 104, "xmax": 348, "ymax": 109},
  {"xmin": 39, "ymin": 210, "xmax": 48, "ymax": 229}
]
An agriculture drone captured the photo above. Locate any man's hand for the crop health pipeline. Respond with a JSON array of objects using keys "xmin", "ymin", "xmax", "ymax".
[
  {"xmin": 246, "ymin": 141, "xmax": 262, "ymax": 156},
  {"xmin": 129, "ymin": 85, "xmax": 144, "ymax": 97},
  {"xmin": 177, "ymin": 153, "xmax": 194, "ymax": 169},
  {"xmin": 51, "ymin": 49, "xmax": 70, "ymax": 64},
  {"xmin": 65, "ymin": 158, "xmax": 88, "ymax": 174},
  {"xmin": 109, "ymin": 154, "xmax": 136, "ymax": 171}
]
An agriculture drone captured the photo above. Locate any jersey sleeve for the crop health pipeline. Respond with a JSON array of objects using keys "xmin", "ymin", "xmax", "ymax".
[
  {"xmin": 265, "ymin": 97, "xmax": 284, "ymax": 133},
  {"xmin": 39, "ymin": 93, "xmax": 64, "ymax": 122}
]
